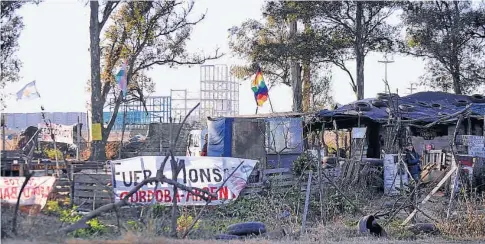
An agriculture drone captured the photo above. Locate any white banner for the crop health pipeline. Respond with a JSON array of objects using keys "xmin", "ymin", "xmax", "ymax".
[
  {"xmin": 111, "ymin": 156, "xmax": 258, "ymax": 205},
  {"xmin": 38, "ymin": 123, "xmax": 74, "ymax": 144},
  {"xmin": 0, "ymin": 177, "xmax": 56, "ymax": 208}
]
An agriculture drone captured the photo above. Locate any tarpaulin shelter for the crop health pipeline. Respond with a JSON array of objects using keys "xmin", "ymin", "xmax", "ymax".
[
  {"xmin": 315, "ymin": 91, "xmax": 485, "ymax": 158},
  {"xmin": 317, "ymin": 91, "xmax": 485, "ymax": 123},
  {"xmin": 206, "ymin": 112, "xmax": 306, "ymax": 168}
]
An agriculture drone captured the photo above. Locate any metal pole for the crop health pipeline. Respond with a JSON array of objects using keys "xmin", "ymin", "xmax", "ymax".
[{"xmin": 378, "ymin": 58, "xmax": 395, "ymax": 89}]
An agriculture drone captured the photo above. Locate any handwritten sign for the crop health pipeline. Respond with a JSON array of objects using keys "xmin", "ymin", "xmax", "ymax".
[
  {"xmin": 0, "ymin": 177, "xmax": 56, "ymax": 209},
  {"xmin": 111, "ymin": 156, "xmax": 257, "ymax": 205},
  {"xmin": 38, "ymin": 123, "xmax": 74, "ymax": 144},
  {"xmin": 460, "ymin": 135, "xmax": 485, "ymax": 158}
]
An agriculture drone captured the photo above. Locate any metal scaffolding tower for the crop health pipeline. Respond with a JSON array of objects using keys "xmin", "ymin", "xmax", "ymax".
[
  {"xmin": 199, "ymin": 65, "xmax": 239, "ymax": 120},
  {"xmin": 105, "ymin": 96, "xmax": 171, "ymax": 130},
  {"xmin": 170, "ymin": 89, "xmax": 200, "ymax": 123}
]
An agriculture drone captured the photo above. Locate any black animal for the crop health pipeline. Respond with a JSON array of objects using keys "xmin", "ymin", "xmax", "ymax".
[{"xmin": 366, "ymin": 215, "xmax": 385, "ymax": 237}]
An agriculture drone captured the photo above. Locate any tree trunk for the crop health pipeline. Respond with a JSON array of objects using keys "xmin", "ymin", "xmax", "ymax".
[
  {"xmin": 451, "ymin": 65, "xmax": 462, "ymax": 94},
  {"xmin": 302, "ymin": 21, "xmax": 311, "ymax": 112},
  {"xmin": 89, "ymin": 1, "xmax": 106, "ymax": 160},
  {"xmin": 289, "ymin": 19, "xmax": 303, "ymax": 112},
  {"xmin": 450, "ymin": 1, "xmax": 462, "ymax": 95},
  {"xmin": 355, "ymin": 1, "xmax": 365, "ymax": 100}
]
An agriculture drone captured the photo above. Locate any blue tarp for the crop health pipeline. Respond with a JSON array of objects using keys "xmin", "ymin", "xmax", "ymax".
[
  {"xmin": 318, "ymin": 91, "xmax": 485, "ymax": 123},
  {"xmin": 207, "ymin": 118, "xmax": 233, "ymax": 157}
]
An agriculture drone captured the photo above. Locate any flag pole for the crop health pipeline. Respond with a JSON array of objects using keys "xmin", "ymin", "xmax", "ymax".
[{"xmin": 267, "ymin": 85, "xmax": 275, "ymax": 113}]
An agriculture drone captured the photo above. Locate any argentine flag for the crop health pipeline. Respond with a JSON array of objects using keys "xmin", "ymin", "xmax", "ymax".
[{"xmin": 16, "ymin": 81, "xmax": 41, "ymax": 101}]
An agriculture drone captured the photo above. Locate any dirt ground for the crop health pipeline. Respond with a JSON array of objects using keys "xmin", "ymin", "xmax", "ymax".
[{"xmin": 2, "ymin": 235, "xmax": 484, "ymax": 244}]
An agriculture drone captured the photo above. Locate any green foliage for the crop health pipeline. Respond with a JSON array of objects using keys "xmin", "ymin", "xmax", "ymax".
[
  {"xmin": 126, "ymin": 220, "xmax": 142, "ymax": 232},
  {"xmin": 401, "ymin": 1, "xmax": 485, "ymax": 94},
  {"xmin": 43, "ymin": 148, "xmax": 63, "ymax": 160},
  {"xmin": 177, "ymin": 213, "xmax": 199, "ymax": 233},
  {"xmin": 44, "ymin": 200, "xmax": 107, "ymax": 237},
  {"xmin": 292, "ymin": 151, "xmax": 318, "ymax": 176}
]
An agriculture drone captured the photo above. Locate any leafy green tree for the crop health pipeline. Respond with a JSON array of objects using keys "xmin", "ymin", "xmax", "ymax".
[
  {"xmin": 401, "ymin": 0, "xmax": 485, "ymax": 94},
  {"xmin": 90, "ymin": 1, "xmax": 221, "ymax": 160},
  {"xmin": 229, "ymin": 1, "xmax": 400, "ymax": 110}
]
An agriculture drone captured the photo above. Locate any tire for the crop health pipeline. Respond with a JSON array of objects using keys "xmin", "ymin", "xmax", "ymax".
[
  {"xmin": 371, "ymin": 99, "xmax": 387, "ymax": 108},
  {"xmin": 376, "ymin": 93, "xmax": 389, "ymax": 100},
  {"xmin": 454, "ymin": 99, "xmax": 469, "ymax": 107},
  {"xmin": 226, "ymin": 222, "xmax": 266, "ymax": 236},
  {"xmin": 470, "ymin": 94, "xmax": 485, "ymax": 103},
  {"xmin": 353, "ymin": 102, "xmax": 372, "ymax": 111},
  {"xmin": 214, "ymin": 234, "xmax": 242, "ymax": 240},
  {"xmin": 399, "ymin": 104, "xmax": 415, "ymax": 112}
]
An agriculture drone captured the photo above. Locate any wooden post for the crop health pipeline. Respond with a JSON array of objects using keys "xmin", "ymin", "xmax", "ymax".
[
  {"xmin": 301, "ymin": 171, "xmax": 313, "ymax": 234},
  {"xmin": 1, "ymin": 113, "xmax": 5, "ymax": 152},
  {"xmin": 333, "ymin": 120, "xmax": 339, "ymax": 158},
  {"xmin": 19, "ymin": 161, "xmax": 24, "ymax": 177},
  {"xmin": 77, "ymin": 116, "xmax": 81, "ymax": 160},
  {"xmin": 316, "ymin": 135, "xmax": 324, "ymax": 221},
  {"xmin": 53, "ymin": 141, "xmax": 60, "ymax": 177},
  {"xmin": 118, "ymin": 104, "xmax": 127, "ymax": 159},
  {"xmin": 402, "ymin": 166, "xmax": 457, "ymax": 226},
  {"xmin": 44, "ymin": 163, "xmax": 48, "ymax": 176},
  {"xmin": 69, "ymin": 164, "xmax": 74, "ymax": 208}
]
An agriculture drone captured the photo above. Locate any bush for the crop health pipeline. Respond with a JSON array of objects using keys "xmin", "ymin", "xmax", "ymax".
[
  {"xmin": 44, "ymin": 200, "xmax": 107, "ymax": 237},
  {"xmin": 292, "ymin": 151, "xmax": 319, "ymax": 176},
  {"xmin": 44, "ymin": 148, "xmax": 63, "ymax": 160}
]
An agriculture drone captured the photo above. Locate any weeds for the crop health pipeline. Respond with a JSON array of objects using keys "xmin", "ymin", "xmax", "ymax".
[{"xmin": 44, "ymin": 200, "xmax": 108, "ymax": 238}]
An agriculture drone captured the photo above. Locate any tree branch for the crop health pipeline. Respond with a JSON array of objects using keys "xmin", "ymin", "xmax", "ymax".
[{"xmin": 99, "ymin": 1, "xmax": 119, "ymax": 30}]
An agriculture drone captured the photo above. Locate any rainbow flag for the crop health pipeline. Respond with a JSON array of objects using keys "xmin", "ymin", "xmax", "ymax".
[
  {"xmin": 115, "ymin": 60, "xmax": 128, "ymax": 97},
  {"xmin": 251, "ymin": 68, "xmax": 269, "ymax": 106}
]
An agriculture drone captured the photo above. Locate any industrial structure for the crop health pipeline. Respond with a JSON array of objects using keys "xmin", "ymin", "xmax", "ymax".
[
  {"xmin": 2, "ymin": 64, "xmax": 241, "ymax": 140},
  {"xmin": 104, "ymin": 96, "xmax": 172, "ymax": 130},
  {"xmin": 199, "ymin": 64, "xmax": 239, "ymax": 120}
]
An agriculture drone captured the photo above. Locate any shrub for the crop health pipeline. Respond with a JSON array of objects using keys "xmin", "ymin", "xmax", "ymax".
[
  {"xmin": 44, "ymin": 200, "xmax": 107, "ymax": 237},
  {"xmin": 292, "ymin": 151, "xmax": 319, "ymax": 176},
  {"xmin": 44, "ymin": 148, "xmax": 63, "ymax": 160}
]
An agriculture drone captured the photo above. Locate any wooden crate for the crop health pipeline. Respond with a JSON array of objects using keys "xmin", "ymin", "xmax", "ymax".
[{"xmin": 73, "ymin": 174, "xmax": 113, "ymax": 210}]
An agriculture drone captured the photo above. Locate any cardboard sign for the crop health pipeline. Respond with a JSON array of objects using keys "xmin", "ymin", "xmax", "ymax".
[
  {"xmin": 91, "ymin": 123, "xmax": 102, "ymax": 141},
  {"xmin": 0, "ymin": 176, "xmax": 56, "ymax": 209},
  {"xmin": 111, "ymin": 156, "xmax": 257, "ymax": 205},
  {"xmin": 352, "ymin": 127, "xmax": 367, "ymax": 139}
]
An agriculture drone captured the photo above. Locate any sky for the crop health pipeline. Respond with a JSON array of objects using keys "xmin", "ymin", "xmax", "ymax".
[{"xmin": 3, "ymin": 0, "xmax": 429, "ymax": 115}]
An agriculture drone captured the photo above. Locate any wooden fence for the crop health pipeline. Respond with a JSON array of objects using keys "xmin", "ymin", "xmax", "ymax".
[{"xmin": 69, "ymin": 166, "xmax": 341, "ymax": 210}]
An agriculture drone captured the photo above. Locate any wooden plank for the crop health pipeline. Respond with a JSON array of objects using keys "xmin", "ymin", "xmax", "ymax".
[
  {"xmin": 74, "ymin": 190, "xmax": 112, "ymax": 198},
  {"xmin": 74, "ymin": 183, "xmax": 111, "ymax": 191},
  {"xmin": 74, "ymin": 174, "xmax": 111, "ymax": 184},
  {"xmin": 271, "ymin": 180, "xmax": 298, "ymax": 187},
  {"xmin": 241, "ymin": 188, "xmax": 263, "ymax": 195},
  {"xmin": 267, "ymin": 174, "xmax": 294, "ymax": 181},
  {"xmin": 245, "ymin": 183, "xmax": 263, "ymax": 188},
  {"xmin": 73, "ymin": 197, "xmax": 113, "ymax": 206},
  {"xmin": 402, "ymin": 166, "xmax": 457, "ymax": 226},
  {"xmin": 263, "ymin": 168, "xmax": 291, "ymax": 175}
]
